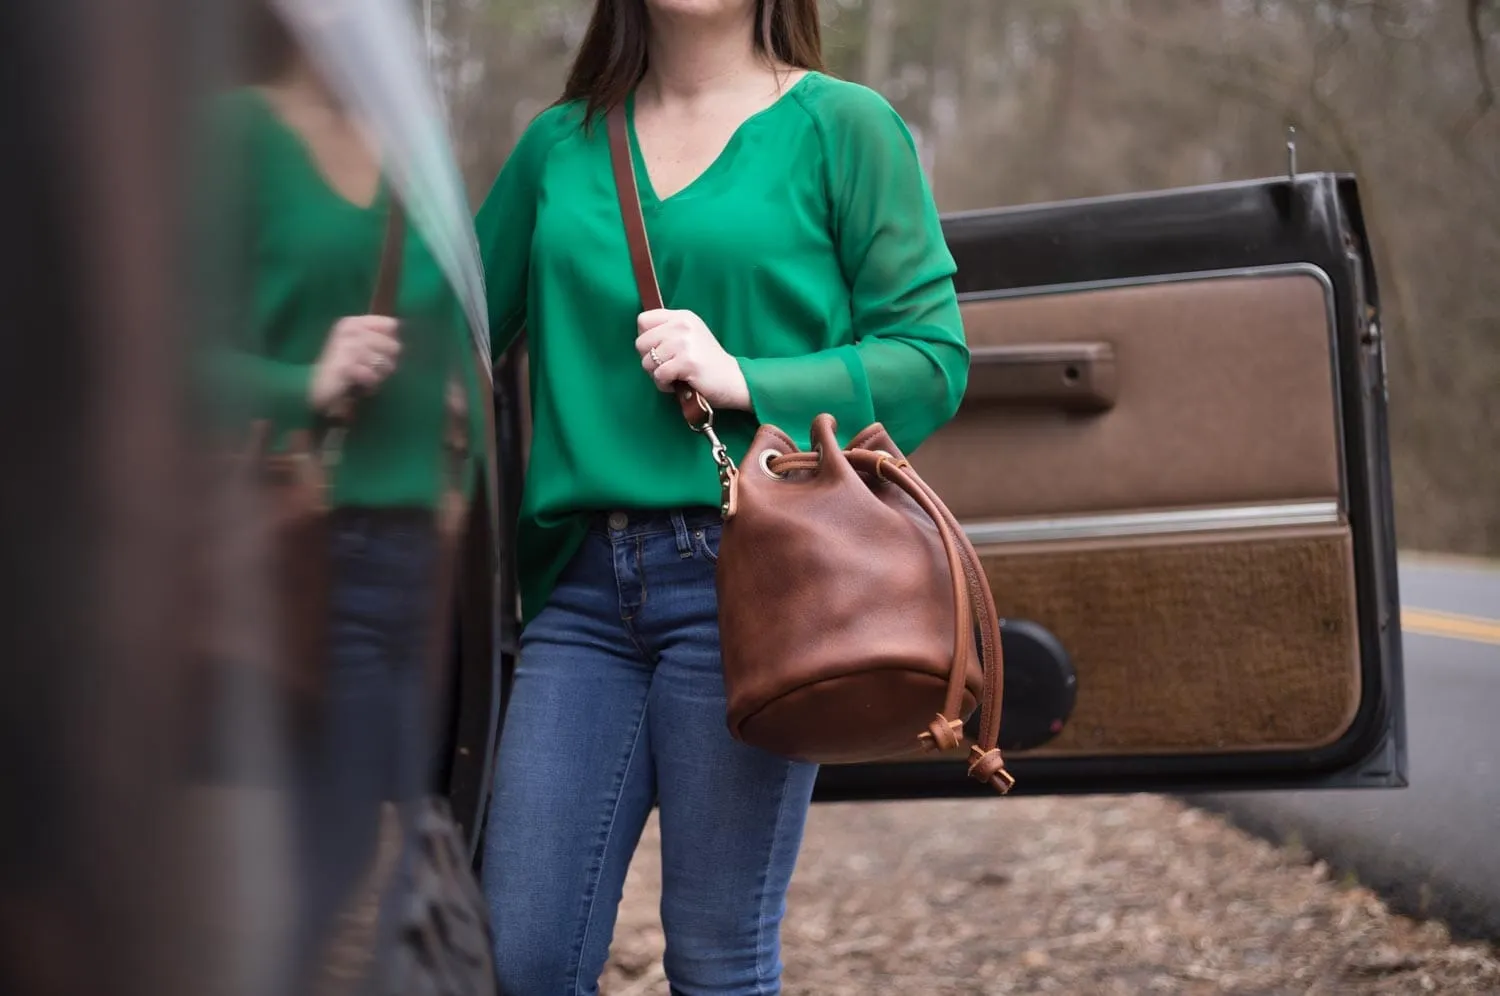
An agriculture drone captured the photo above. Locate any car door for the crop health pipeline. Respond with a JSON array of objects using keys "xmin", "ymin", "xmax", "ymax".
[{"xmin": 816, "ymin": 171, "xmax": 1406, "ymax": 801}]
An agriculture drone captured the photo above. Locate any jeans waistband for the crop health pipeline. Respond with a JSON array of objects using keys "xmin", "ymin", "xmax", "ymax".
[
  {"xmin": 588, "ymin": 507, "xmax": 722, "ymax": 539},
  {"xmin": 329, "ymin": 507, "xmax": 438, "ymax": 546}
]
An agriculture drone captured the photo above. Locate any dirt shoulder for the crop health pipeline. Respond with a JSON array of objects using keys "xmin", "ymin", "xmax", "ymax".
[{"xmin": 602, "ymin": 796, "xmax": 1500, "ymax": 995}]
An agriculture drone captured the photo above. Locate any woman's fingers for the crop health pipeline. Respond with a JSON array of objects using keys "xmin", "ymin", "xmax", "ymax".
[
  {"xmin": 350, "ymin": 321, "xmax": 401, "ymax": 359},
  {"xmin": 360, "ymin": 351, "xmax": 395, "ymax": 384},
  {"xmin": 634, "ymin": 324, "xmax": 672, "ymax": 359},
  {"xmin": 336, "ymin": 324, "xmax": 401, "ymax": 392},
  {"xmin": 336, "ymin": 318, "xmax": 401, "ymax": 373},
  {"xmin": 365, "ymin": 334, "xmax": 401, "ymax": 360},
  {"xmin": 635, "ymin": 310, "xmax": 705, "ymax": 358},
  {"xmin": 652, "ymin": 355, "xmax": 692, "ymax": 392},
  {"xmin": 343, "ymin": 320, "xmax": 401, "ymax": 383},
  {"xmin": 635, "ymin": 310, "xmax": 733, "ymax": 399},
  {"xmin": 333, "ymin": 314, "xmax": 398, "ymax": 342},
  {"xmin": 347, "ymin": 363, "xmax": 382, "ymax": 389},
  {"xmin": 637, "ymin": 308, "xmax": 675, "ymax": 334},
  {"xmin": 347, "ymin": 314, "xmax": 400, "ymax": 338},
  {"xmin": 312, "ymin": 316, "xmax": 403, "ymax": 411}
]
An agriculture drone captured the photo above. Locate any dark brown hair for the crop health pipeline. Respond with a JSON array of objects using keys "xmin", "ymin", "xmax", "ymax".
[
  {"xmin": 561, "ymin": 0, "xmax": 825, "ymax": 125},
  {"xmin": 243, "ymin": 0, "xmax": 298, "ymax": 84}
]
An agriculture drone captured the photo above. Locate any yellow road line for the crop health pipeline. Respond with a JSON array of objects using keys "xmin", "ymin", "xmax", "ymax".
[{"xmin": 1401, "ymin": 608, "xmax": 1500, "ymax": 646}]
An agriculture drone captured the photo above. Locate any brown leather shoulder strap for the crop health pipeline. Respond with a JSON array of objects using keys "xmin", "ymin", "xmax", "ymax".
[
  {"xmin": 370, "ymin": 196, "xmax": 406, "ymax": 316},
  {"xmin": 370, "ymin": 195, "xmax": 495, "ymax": 579},
  {"xmin": 605, "ymin": 105, "xmax": 709, "ymax": 427},
  {"xmin": 606, "ymin": 106, "xmax": 664, "ymax": 312},
  {"xmin": 323, "ymin": 199, "xmax": 405, "ymax": 428}
]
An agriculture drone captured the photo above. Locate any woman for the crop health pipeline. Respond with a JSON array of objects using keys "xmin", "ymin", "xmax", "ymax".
[
  {"xmin": 199, "ymin": 4, "xmax": 485, "ymax": 991},
  {"xmin": 475, "ymin": 0, "xmax": 967, "ymax": 991}
]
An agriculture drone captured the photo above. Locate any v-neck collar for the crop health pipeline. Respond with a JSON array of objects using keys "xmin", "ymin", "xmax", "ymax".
[
  {"xmin": 252, "ymin": 87, "xmax": 387, "ymax": 213},
  {"xmin": 624, "ymin": 72, "xmax": 817, "ymax": 206}
]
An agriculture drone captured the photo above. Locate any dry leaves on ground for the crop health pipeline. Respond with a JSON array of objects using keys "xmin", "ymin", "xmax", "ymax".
[{"xmin": 602, "ymin": 795, "xmax": 1500, "ymax": 996}]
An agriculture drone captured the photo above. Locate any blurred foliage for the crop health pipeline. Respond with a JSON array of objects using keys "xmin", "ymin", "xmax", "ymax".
[{"xmin": 425, "ymin": 0, "xmax": 1500, "ymax": 556}]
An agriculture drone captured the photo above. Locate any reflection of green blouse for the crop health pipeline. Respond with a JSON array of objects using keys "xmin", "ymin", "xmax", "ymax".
[
  {"xmin": 477, "ymin": 72, "xmax": 969, "ymax": 625},
  {"xmin": 202, "ymin": 89, "xmax": 483, "ymax": 509}
]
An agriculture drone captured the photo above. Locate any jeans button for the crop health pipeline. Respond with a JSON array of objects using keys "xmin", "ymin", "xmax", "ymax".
[{"xmin": 607, "ymin": 511, "xmax": 628, "ymax": 532}]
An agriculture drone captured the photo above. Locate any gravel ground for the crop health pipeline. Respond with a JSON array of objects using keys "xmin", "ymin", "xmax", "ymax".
[{"xmin": 600, "ymin": 796, "xmax": 1500, "ymax": 996}]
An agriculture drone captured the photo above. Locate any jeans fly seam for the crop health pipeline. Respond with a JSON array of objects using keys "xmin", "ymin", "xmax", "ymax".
[
  {"xmin": 611, "ymin": 533, "xmax": 643, "ymax": 622},
  {"xmin": 621, "ymin": 621, "xmax": 658, "ymax": 665},
  {"xmin": 634, "ymin": 535, "xmax": 647, "ymax": 609},
  {"xmin": 624, "ymin": 535, "xmax": 666, "ymax": 662}
]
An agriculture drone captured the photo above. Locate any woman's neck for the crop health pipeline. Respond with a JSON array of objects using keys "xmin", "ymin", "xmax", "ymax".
[
  {"xmin": 639, "ymin": 7, "xmax": 767, "ymax": 108},
  {"xmin": 268, "ymin": 55, "xmax": 344, "ymax": 117}
]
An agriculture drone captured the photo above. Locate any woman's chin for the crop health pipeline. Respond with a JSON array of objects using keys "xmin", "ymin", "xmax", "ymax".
[{"xmin": 645, "ymin": 0, "xmax": 755, "ymax": 23}]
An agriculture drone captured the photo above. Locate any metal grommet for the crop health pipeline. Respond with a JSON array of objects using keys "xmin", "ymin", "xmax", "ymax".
[{"xmin": 758, "ymin": 449, "xmax": 786, "ymax": 480}]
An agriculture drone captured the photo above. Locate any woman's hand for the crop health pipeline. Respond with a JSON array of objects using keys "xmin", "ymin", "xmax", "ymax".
[
  {"xmin": 308, "ymin": 315, "xmax": 402, "ymax": 413},
  {"xmin": 635, "ymin": 309, "xmax": 751, "ymax": 411}
]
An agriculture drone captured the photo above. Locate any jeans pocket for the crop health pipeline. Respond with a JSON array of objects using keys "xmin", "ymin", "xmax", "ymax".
[{"xmin": 691, "ymin": 525, "xmax": 721, "ymax": 564}]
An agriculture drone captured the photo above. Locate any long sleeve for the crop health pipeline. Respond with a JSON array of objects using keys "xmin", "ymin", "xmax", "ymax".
[
  {"xmin": 202, "ymin": 350, "xmax": 315, "ymax": 430},
  {"xmin": 475, "ymin": 104, "xmax": 573, "ymax": 360},
  {"xmin": 188, "ymin": 92, "xmax": 316, "ymax": 433},
  {"xmin": 736, "ymin": 86, "xmax": 968, "ymax": 453}
]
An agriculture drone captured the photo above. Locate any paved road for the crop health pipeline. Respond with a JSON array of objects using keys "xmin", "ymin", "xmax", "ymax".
[{"xmin": 1196, "ymin": 557, "xmax": 1500, "ymax": 941}]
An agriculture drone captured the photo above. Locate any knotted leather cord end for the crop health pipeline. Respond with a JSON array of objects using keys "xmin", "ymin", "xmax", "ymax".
[
  {"xmin": 917, "ymin": 715, "xmax": 965, "ymax": 752},
  {"xmin": 968, "ymin": 745, "xmax": 1015, "ymax": 794}
]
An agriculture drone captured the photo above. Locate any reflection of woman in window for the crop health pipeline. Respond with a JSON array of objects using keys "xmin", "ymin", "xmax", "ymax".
[
  {"xmin": 474, "ymin": 0, "xmax": 969, "ymax": 990},
  {"xmin": 200, "ymin": 3, "xmax": 483, "ymax": 989}
]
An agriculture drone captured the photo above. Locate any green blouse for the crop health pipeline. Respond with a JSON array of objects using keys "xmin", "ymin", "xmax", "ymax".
[
  {"xmin": 476, "ymin": 72, "xmax": 969, "ymax": 625},
  {"xmin": 200, "ymin": 89, "xmax": 484, "ymax": 509}
]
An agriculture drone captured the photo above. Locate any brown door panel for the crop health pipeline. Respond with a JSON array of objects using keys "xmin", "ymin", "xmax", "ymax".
[
  {"xmin": 914, "ymin": 271, "xmax": 1343, "ymax": 522},
  {"xmin": 914, "ymin": 524, "xmax": 1361, "ymax": 761},
  {"xmin": 903, "ymin": 267, "xmax": 1361, "ymax": 763}
]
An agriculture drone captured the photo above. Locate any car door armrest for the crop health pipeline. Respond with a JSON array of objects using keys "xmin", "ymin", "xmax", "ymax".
[{"xmin": 963, "ymin": 342, "xmax": 1116, "ymax": 412}]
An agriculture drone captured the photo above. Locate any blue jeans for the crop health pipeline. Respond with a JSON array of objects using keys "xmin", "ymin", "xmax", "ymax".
[
  {"xmin": 483, "ymin": 508, "xmax": 819, "ymax": 996},
  {"xmin": 294, "ymin": 509, "xmax": 439, "ymax": 993}
]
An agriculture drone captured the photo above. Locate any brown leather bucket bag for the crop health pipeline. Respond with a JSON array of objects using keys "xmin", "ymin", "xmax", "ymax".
[{"xmin": 607, "ymin": 108, "xmax": 1013, "ymax": 793}]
